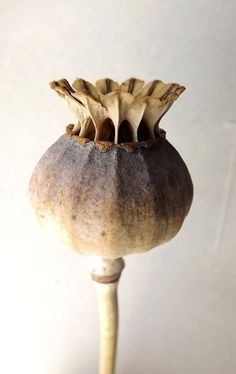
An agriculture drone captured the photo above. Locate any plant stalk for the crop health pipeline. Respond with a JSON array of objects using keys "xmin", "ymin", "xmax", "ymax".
[{"xmin": 88, "ymin": 257, "xmax": 125, "ymax": 374}]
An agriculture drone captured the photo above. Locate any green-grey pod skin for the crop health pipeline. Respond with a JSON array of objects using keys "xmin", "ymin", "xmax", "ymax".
[{"xmin": 28, "ymin": 135, "xmax": 193, "ymax": 259}]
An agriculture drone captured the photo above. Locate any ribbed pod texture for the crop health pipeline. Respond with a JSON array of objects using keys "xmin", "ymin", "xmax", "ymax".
[{"xmin": 29, "ymin": 135, "xmax": 193, "ymax": 258}]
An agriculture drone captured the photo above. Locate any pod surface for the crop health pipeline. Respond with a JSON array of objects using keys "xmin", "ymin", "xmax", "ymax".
[{"xmin": 29, "ymin": 135, "xmax": 193, "ymax": 258}]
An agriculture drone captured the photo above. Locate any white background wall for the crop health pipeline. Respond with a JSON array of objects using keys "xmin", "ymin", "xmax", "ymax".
[{"xmin": 0, "ymin": 1, "xmax": 236, "ymax": 373}]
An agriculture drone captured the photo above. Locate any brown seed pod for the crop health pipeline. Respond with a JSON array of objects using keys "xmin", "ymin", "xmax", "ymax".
[{"xmin": 29, "ymin": 77, "xmax": 193, "ymax": 259}]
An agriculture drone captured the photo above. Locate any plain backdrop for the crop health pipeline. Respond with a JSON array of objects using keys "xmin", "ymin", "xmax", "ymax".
[{"xmin": 0, "ymin": 1, "xmax": 236, "ymax": 373}]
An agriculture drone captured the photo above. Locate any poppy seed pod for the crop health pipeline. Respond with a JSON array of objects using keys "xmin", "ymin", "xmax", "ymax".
[{"xmin": 28, "ymin": 77, "xmax": 193, "ymax": 259}]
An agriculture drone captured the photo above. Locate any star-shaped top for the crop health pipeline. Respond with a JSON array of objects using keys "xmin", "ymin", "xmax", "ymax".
[{"xmin": 50, "ymin": 77, "xmax": 185, "ymax": 145}]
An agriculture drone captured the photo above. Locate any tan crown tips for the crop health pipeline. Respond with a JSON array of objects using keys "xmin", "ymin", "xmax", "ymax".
[{"xmin": 49, "ymin": 80, "xmax": 58, "ymax": 89}]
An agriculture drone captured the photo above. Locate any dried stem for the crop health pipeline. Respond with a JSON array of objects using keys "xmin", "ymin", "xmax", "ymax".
[{"xmin": 88, "ymin": 257, "xmax": 125, "ymax": 374}]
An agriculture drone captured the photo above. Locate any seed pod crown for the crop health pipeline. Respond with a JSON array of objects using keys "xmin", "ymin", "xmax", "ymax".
[{"xmin": 50, "ymin": 77, "xmax": 185, "ymax": 151}]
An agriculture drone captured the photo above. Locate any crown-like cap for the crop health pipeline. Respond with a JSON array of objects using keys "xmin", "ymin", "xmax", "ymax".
[{"xmin": 50, "ymin": 77, "xmax": 185, "ymax": 147}]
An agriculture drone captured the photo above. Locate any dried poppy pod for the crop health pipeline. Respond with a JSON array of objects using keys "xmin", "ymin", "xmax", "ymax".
[{"xmin": 28, "ymin": 77, "xmax": 193, "ymax": 259}]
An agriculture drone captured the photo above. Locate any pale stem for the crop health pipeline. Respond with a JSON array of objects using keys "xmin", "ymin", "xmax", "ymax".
[{"xmin": 88, "ymin": 257, "xmax": 125, "ymax": 374}]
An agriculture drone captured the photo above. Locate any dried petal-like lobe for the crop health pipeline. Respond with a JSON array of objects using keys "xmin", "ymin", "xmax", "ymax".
[
  {"xmin": 120, "ymin": 78, "xmax": 144, "ymax": 96},
  {"xmin": 96, "ymin": 78, "xmax": 120, "ymax": 94},
  {"xmin": 29, "ymin": 135, "xmax": 193, "ymax": 259},
  {"xmin": 72, "ymin": 78, "xmax": 100, "ymax": 101}
]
